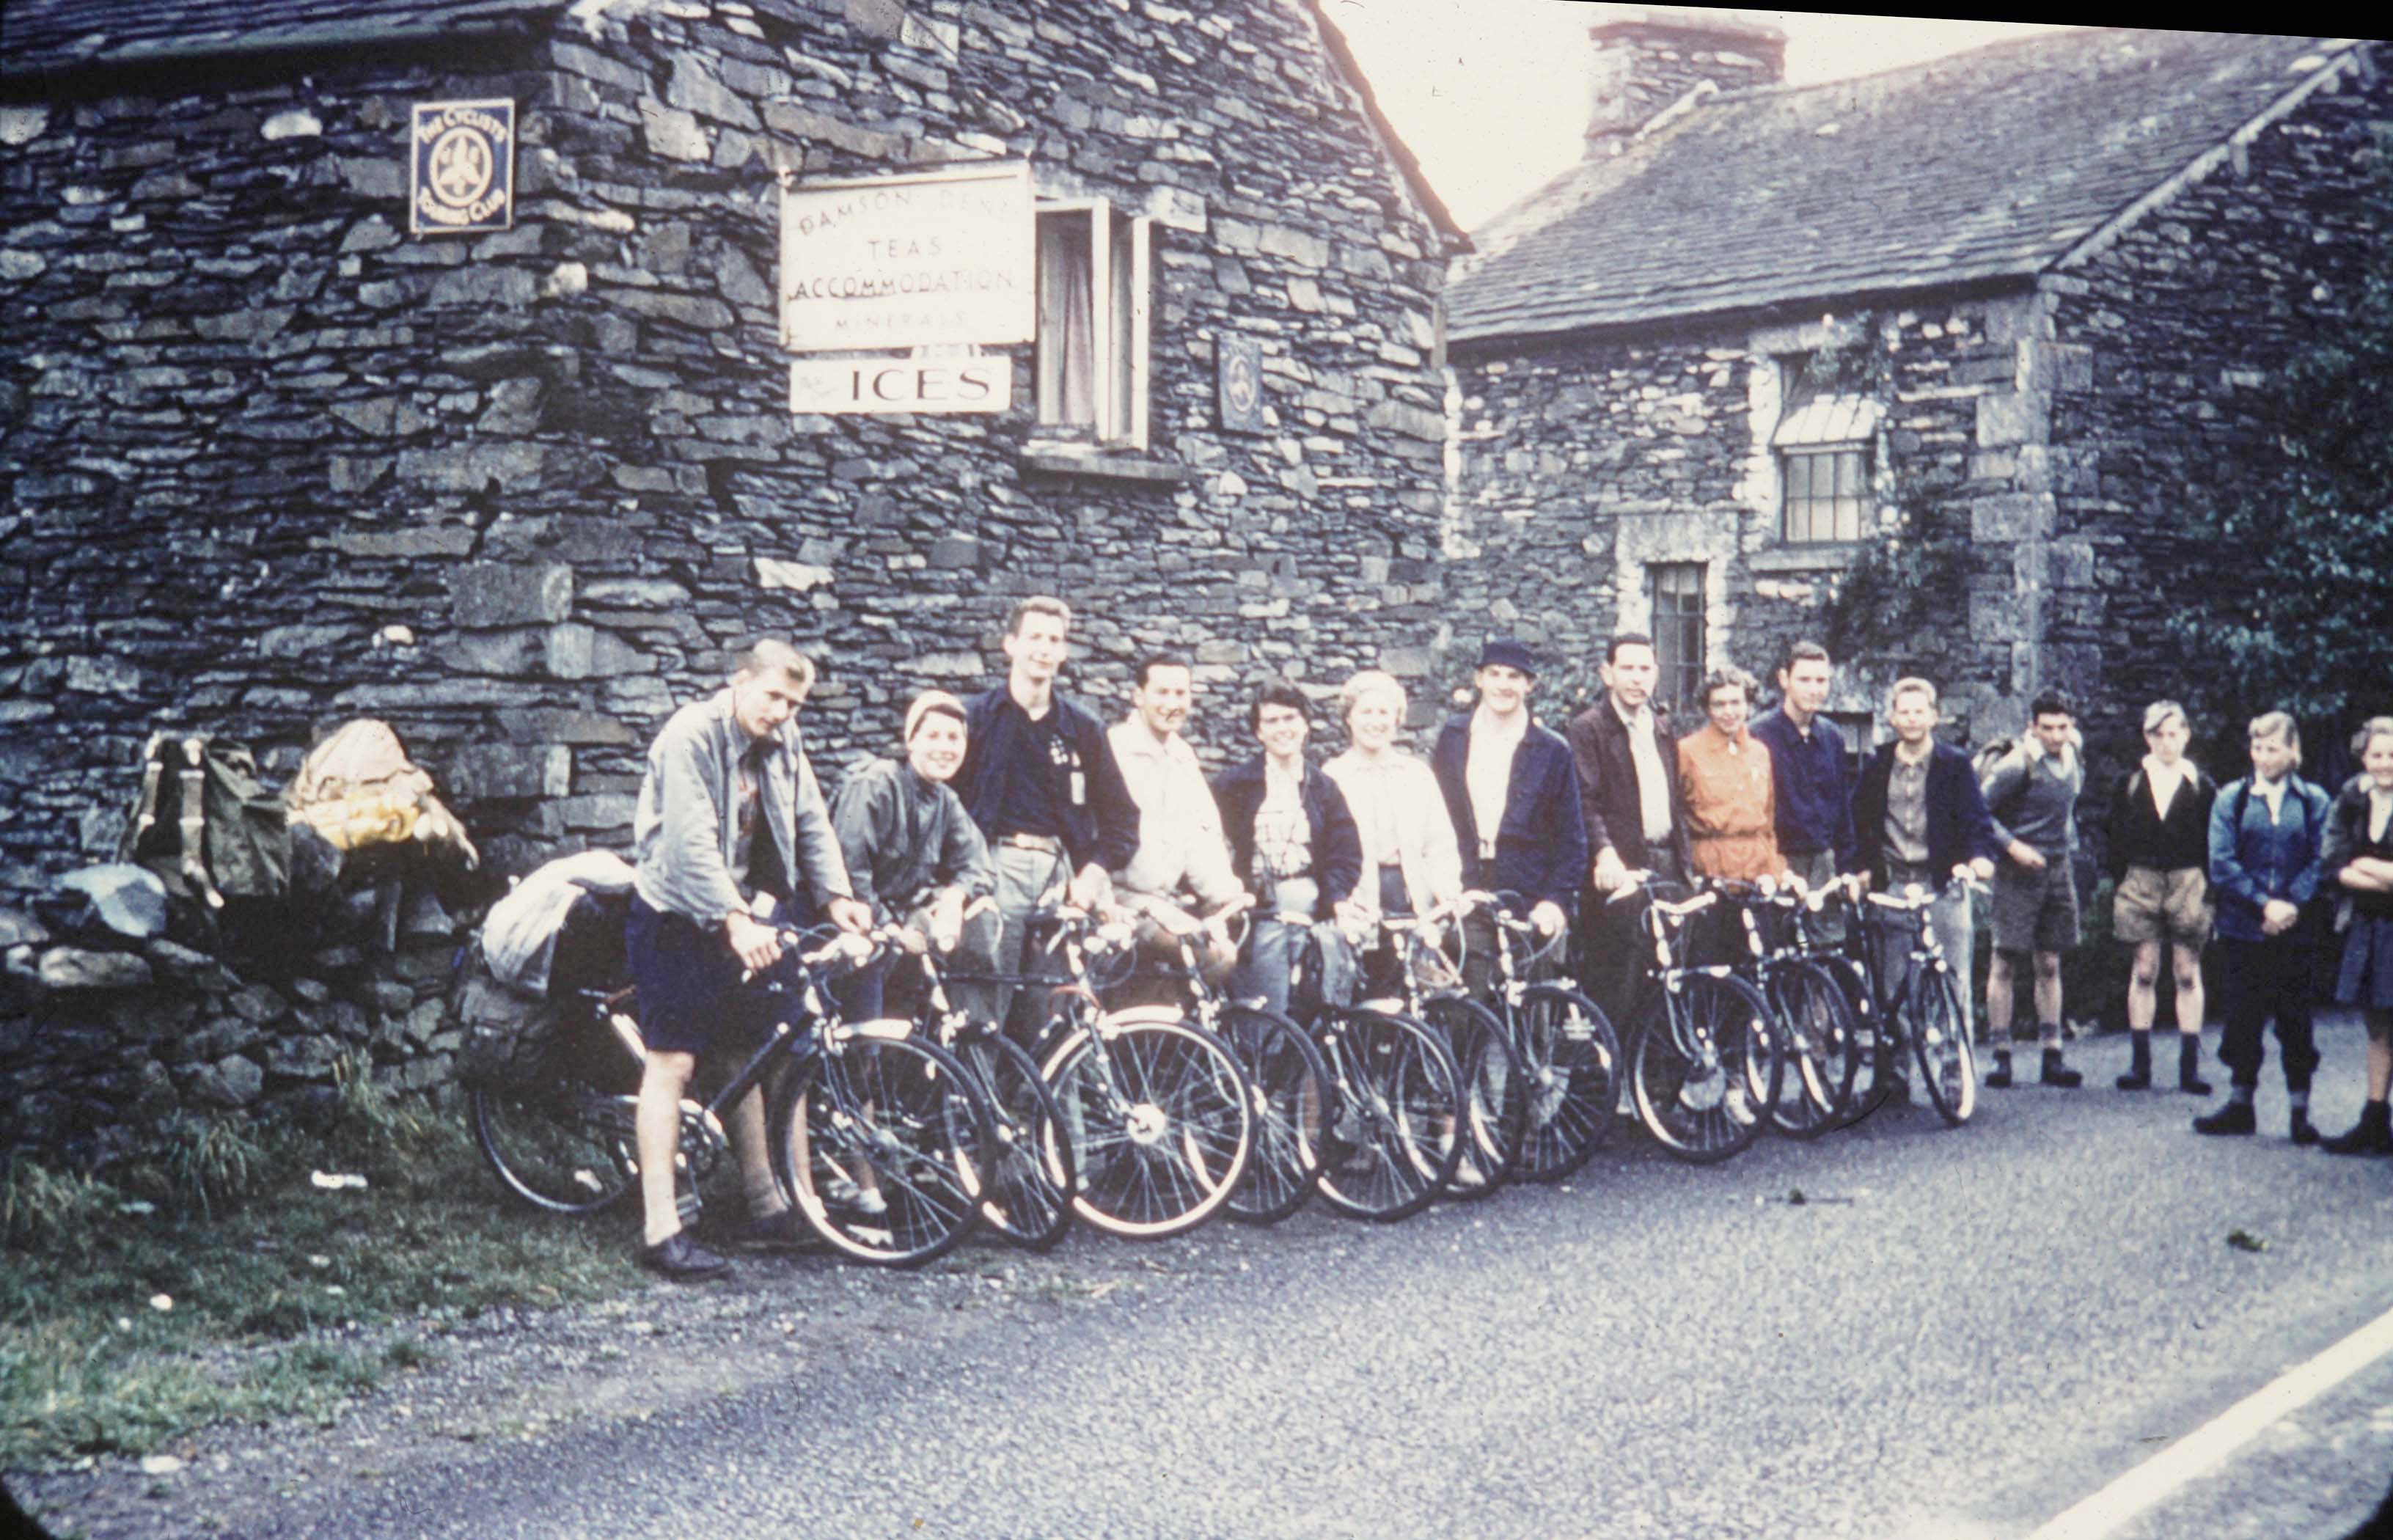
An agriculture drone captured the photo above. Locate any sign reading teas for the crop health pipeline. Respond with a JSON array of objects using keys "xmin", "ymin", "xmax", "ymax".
[
  {"xmin": 791, "ymin": 356, "xmax": 1012, "ymax": 415},
  {"xmin": 780, "ymin": 163, "xmax": 1033, "ymax": 351}
]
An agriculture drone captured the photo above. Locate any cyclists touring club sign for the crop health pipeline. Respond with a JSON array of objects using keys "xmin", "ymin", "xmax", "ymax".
[
  {"xmin": 779, "ymin": 162, "xmax": 1033, "ymax": 414},
  {"xmin": 410, "ymin": 100, "xmax": 515, "ymax": 235}
]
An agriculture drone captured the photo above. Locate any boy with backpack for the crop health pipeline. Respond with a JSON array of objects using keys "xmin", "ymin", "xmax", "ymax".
[{"xmin": 1977, "ymin": 689, "xmax": 2087, "ymax": 1088}]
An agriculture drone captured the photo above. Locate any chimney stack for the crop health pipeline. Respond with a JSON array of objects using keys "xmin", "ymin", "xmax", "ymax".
[{"xmin": 1586, "ymin": 7, "xmax": 1786, "ymax": 155}]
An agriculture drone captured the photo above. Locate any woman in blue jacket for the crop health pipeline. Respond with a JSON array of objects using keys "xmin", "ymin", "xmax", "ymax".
[{"xmin": 2194, "ymin": 711, "xmax": 2333, "ymax": 1143}]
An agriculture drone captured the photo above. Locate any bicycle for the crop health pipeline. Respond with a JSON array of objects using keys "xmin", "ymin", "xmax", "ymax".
[
  {"xmin": 469, "ymin": 925, "xmax": 999, "ymax": 1267},
  {"xmin": 1838, "ymin": 878, "xmax": 1984, "ymax": 1127},
  {"xmin": 1602, "ymin": 874, "xmax": 1783, "ymax": 1164},
  {"xmin": 1006, "ymin": 904, "xmax": 1258, "ymax": 1240},
  {"xmin": 1712, "ymin": 876, "xmax": 1862, "ymax": 1140},
  {"xmin": 1130, "ymin": 902, "xmax": 1335, "ymax": 1226},
  {"xmin": 894, "ymin": 939, "xmax": 1077, "ymax": 1250},
  {"xmin": 1281, "ymin": 920, "xmax": 1467, "ymax": 1222}
]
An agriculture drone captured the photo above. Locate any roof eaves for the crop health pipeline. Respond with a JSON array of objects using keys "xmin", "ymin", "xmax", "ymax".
[
  {"xmin": 1300, "ymin": 0, "xmax": 1472, "ymax": 253},
  {"xmin": 1, "ymin": 4, "xmax": 559, "ymax": 83},
  {"xmin": 1448, "ymin": 268, "xmax": 2042, "ymax": 353},
  {"xmin": 2051, "ymin": 37, "xmax": 2370, "ymax": 274}
]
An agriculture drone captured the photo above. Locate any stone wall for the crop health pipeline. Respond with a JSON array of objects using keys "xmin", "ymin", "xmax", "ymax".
[
  {"xmin": 2042, "ymin": 56, "xmax": 2393, "ymax": 762},
  {"xmin": 1443, "ymin": 289, "xmax": 2077, "ymax": 740},
  {"xmin": 0, "ymin": 0, "xmax": 1456, "ymax": 1155}
]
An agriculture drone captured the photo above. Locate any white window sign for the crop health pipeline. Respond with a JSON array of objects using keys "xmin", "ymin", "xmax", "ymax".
[
  {"xmin": 780, "ymin": 163, "xmax": 1035, "ymax": 351},
  {"xmin": 790, "ymin": 356, "xmax": 1013, "ymax": 415}
]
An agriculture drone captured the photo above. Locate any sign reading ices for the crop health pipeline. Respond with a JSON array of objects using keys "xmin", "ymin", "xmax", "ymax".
[
  {"xmin": 790, "ymin": 356, "xmax": 1013, "ymax": 415},
  {"xmin": 780, "ymin": 163, "xmax": 1034, "ymax": 351},
  {"xmin": 410, "ymin": 100, "xmax": 515, "ymax": 235}
]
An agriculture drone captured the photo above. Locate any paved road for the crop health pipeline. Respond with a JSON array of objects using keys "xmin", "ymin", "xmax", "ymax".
[{"xmin": 34, "ymin": 1019, "xmax": 2393, "ymax": 1540}]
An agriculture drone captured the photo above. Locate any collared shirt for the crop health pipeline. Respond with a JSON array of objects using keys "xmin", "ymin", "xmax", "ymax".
[
  {"xmin": 2254, "ymin": 774, "xmax": 2290, "ymax": 823},
  {"xmin": 1678, "ymin": 723, "xmax": 1781, "ymax": 881},
  {"xmin": 2144, "ymin": 755, "xmax": 2194, "ymax": 821},
  {"xmin": 1107, "ymin": 719, "xmax": 1241, "ymax": 909},
  {"xmin": 1616, "ymin": 697, "xmax": 1674, "ymax": 843},
  {"xmin": 1886, "ymin": 751, "xmax": 1932, "ymax": 868},
  {"xmin": 1465, "ymin": 706, "xmax": 1529, "ymax": 859}
]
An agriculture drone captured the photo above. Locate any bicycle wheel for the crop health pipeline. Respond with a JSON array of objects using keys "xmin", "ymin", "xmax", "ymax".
[
  {"xmin": 470, "ymin": 1082, "xmax": 640, "ymax": 1215},
  {"xmin": 1419, "ymin": 996, "xmax": 1525, "ymax": 1199},
  {"xmin": 1218, "ymin": 1005, "xmax": 1333, "ymax": 1225},
  {"xmin": 771, "ymin": 1030, "xmax": 992, "ymax": 1267},
  {"xmin": 1511, "ymin": 984, "xmax": 1622, "ymax": 1182},
  {"xmin": 1314, "ymin": 1008, "xmax": 1465, "ymax": 1222},
  {"xmin": 953, "ymin": 1031, "xmax": 1076, "ymax": 1250},
  {"xmin": 1909, "ymin": 965, "xmax": 1976, "ymax": 1126},
  {"xmin": 1762, "ymin": 959, "xmax": 1861, "ymax": 1139},
  {"xmin": 1041, "ymin": 1008, "xmax": 1253, "ymax": 1240},
  {"xmin": 1629, "ymin": 972, "xmax": 1775, "ymax": 1164}
]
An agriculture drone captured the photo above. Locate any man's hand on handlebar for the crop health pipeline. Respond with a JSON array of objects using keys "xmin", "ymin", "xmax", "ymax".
[
  {"xmin": 825, "ymin": 895, "xmax": 873, "ymax": 935},
  {"xmin": 725, "ymin": 909, "xmax": 784, "ymax": 971},
  {"xmin": 1528, "ymin": 898, "xmax": 1567, "ymax": 937},
  {"xmin": 1591, "ymin": 846, "xmax": 1633, "ymax": 895}
]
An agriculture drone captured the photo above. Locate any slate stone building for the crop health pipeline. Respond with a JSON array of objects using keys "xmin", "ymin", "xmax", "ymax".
[
  {"xmin": 0, "ymin": 0, "xmax": 1462, "ymax": 1151},
  {"xmin": 0, "ymin": 0, "xmax": 1463, "ymax": 892},
  {"xmin": 1445, "ymin": 18, "xmax": 2389, "ymax": 754}
]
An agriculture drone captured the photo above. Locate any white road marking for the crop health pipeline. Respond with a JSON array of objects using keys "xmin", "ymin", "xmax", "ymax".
[{"xmin": 2024, "ymin": 1300, "xmax": 2393, "ymax": 1540}]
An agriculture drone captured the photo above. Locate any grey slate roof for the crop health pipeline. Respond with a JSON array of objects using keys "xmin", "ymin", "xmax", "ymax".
[
  {"xmin": 1, "ymin": 0, "xmax": 565, "ymax": 76},
  {"xmin": 1447, "ymin": 29, "xmax": 2361, "ymax": 346}
]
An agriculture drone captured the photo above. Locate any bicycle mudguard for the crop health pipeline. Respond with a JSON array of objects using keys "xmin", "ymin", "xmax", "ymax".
[
  {"xmin": 1094, "ymin": 1002, "xmax": 1188, "ymax": 1038},
  {"xmin": 838, "ymin": 1018, "xmax": 917, "ymax": 1042}
]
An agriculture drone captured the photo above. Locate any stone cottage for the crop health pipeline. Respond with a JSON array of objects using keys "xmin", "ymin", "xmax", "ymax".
[
  {"xmin": 0, "ymin": 0, "xmax": 1462, "ymax": 1151},
  {"xmin": 1443, "ymin": 16, "xmax": 2389, "ymax": 754},
  {"xmin": 0, "ymin": 0, "xmax": 1465, "ymax": 889}
]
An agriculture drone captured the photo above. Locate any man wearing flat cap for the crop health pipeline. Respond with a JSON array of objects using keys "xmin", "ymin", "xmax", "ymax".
[
  {"xmin": 1430, "ymin": 637, "xmax": 1589, "ymax": 991},
  {"xmin": 1569, "ymin": 631, "xmax": 1696, "ymax": 1025}
]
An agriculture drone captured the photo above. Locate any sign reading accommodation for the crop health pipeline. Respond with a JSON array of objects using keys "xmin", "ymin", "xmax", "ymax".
[
  {"xmin": 410, "ymin": 100, "xmax": 515, "ymax": 235},
  {"xmin": 790, "ymin": 356, "xmax": 1013, "ymax": 415},
  {"xmin": 780, "ymin": 163, "xmax": 1034, "ymax": 351}
]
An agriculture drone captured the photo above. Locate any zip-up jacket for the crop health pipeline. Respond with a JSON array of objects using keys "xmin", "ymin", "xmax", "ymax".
[
  {"xmin": 829, "ymin": 755, "xmax": 994, "ymax": 924},
  {"xmin": 1430, "ymin": 714, "xmax": 1591, "ymax": 910},
  {"xmin": 2209, "ymin": 773, "xmax": 2331, "ymax": 944},
  {"xmin": 952, "ymin": 686, "xmax": 1140, "ymax": 873},
  {"xmin": 631, "ymin": 687, "xmax": 851, "ymax": 925},
  {"xmin": 1212, "ymin": 755, "xmax": 1364, "ymax": 914}
]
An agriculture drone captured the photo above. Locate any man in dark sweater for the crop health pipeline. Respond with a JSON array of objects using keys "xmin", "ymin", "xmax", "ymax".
[
  {"xmin": 950, "ymin": 596, "xmax": 1140, "ymax": 1040},
  {"xmin": 1978, "ymin": 688, "xmax": 2088, "ymax": 1088},
  {"xmin": 1751, "ymin": 640, "xmax": 1859, "ymax": 940}
]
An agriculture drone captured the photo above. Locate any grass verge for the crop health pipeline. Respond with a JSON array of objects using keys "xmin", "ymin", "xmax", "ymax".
[{"xmin": 2, "ymin": 1066, "xmax": 645, "ymax": 1470}]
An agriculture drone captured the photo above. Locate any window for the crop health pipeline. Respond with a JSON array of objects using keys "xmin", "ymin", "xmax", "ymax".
[
  {"xmin": 1035, "ymin": 201, "xmax": 1151, "ymax": 450},
  {"xmin": 1649, "ymin": 562, "xmax": 1705, "ymax": 718},
  {"xmin": 1825, "ymin": 711, "xmax": 1875, "ymax": 771},
  {"xmin": 1773, "ymin": 356, "xmax": 1877, "ymax": 544}
]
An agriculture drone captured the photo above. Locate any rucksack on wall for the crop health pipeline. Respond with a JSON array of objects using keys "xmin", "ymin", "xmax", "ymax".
[{"xmin": 118, "ymin": 733, "xmax": 291, "ymax": 907}]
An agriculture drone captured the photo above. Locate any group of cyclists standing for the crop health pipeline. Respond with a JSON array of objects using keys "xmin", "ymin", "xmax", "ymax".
[{"xmin": 616, "ymin": 598, "xmax": 2393, "ymax": 1281}]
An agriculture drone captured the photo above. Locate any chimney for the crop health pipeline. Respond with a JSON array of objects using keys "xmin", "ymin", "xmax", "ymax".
[{"xmin": 1586, "ymin": 7, "xmax": 1786, "ymax": 155}]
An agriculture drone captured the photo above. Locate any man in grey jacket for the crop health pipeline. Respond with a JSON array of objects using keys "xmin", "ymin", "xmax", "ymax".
[
  {"xmin": 1979, "ymin": 688, "xmax": 2086, "ymax": 1088},
  {"xmin": 626, "ymin": 640, "xmax": 871, "ymax": 1280}
]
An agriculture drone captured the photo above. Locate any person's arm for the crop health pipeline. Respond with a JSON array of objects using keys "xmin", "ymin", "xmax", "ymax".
[
  {"xmin": 1082, "ymin": 716, "xmax": 1142, "ymax": 878},
  {"xmin": 1952, "ymin": 754, "xmax": 2003, "ymax": 877},
  {"xmin": 1979, "ymin": 752, "xmax": 2026, "ymax": 855},
  {"xmin": 1540, "ymin": 744, "xmax": 1591, "ymax": 929},
  {"xmin": 790, "ymin": 751, "xmax": 864, "ymax": 928},
  {"xmin": 1566, "ymin": 711, "xmax": 1619, "ymax": 861},
  {"xmin": 1184, "ymin": 767, "xmax": 1247, "ymax": 912},
  {"xmin": 2209, "ymin": 787, "xmax": 2263, "ymax": 910},
  {"xmin": 2287, "ymin": 786, "xmax": 2329, "ymax": 906},
  {"xmin": 939, "ymin": 785, "xmax": 996, "ymax": 902},
  {"xmin": 1409, "ymin": 760, "xmax": 1466, "ymax": 910},
  {"xmin": 651, "ymin": 727, "xmax": 747, "ymax": 928},
  {"xmin": 1316, "ymin": 772, "xmax": 1364, "ymax": 909},
  {"xmin": 827, "ymin": 768, "xmax": 893, "ymax": 921}
]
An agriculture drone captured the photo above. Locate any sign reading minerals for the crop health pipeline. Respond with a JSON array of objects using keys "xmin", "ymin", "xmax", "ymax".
[
  {"xmin": 780, "ymin": 163, "xmax": 1034, "ymax": 351},
  {"xmin": 410, "ymin": 100, "xmax": 515, "ymax": 235}
]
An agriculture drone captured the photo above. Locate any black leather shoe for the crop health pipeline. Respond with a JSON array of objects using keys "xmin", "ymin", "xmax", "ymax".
[
  {"xmin": 2322, "ymin": 1109, "xmax": 2393, "ymax": 1156},
  {"xmin": 639, "ymin": 1231, "xmax": 731, "ymax": 1280},
  {"xmin": 2290, "ymin": 1112, "xmax": 2320, "ymax": 1147},
  {"xmin": 721, "ymin": 1208, "xmax": 818, "ymax": 1253},
  {"xmin": 1985, "ymin": 1052, "xmax": 2014, "ymax": 1090},
  {"xmin": 2040, "ymin": 1049, "xmax": 2084, "ymax": 1089},
  {"xmin": 2193, "ymin": 1101, "xmax": 2256, "ymax": 1137}
]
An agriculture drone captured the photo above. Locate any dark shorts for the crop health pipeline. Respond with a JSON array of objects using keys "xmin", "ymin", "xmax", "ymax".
[
  {"xmin": 626, "ymin": 893, "xmax": 793, "ymax": 1057},
  {"xmin": 1991, "ymin": 858, "xmax": 2078, "ymax": 956}
]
